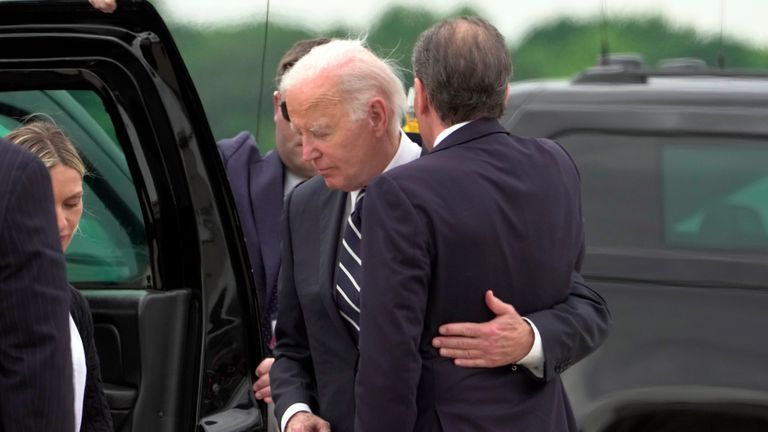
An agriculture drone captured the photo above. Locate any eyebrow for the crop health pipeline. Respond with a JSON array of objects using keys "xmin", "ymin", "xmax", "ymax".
[{"xmin": 308, "ymin": 124, "xmax": 331, "ymax": 134}]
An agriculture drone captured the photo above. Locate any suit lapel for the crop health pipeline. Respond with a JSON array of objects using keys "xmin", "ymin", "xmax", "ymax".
[
  {"xmin": 249, "ymin": 151, "xmax": 284, "ymax": 306},
  {"xmin": 314, "ymin": 185, "xmax": 357, "ymax": 344}
]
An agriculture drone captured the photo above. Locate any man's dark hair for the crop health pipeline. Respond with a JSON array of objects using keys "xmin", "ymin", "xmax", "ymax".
[
  {"xmin": 412, "ymin": 16, "xmax": 511, "ymax": 124},
  {"xmin": 275, "ymin": 37, "xmax": 332, "ymax": 86}
]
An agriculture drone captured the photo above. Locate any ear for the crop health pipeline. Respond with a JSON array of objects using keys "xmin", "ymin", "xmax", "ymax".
[
  {"xmin": 504, "ymin": 84, "xmax": 511, "ymax": 104},
  {"xmin": 272, "ymin": 90, "xmax": 281, "ymax": 122},
  {"xmin": 414, "ymin": 78, "xmax": 429, "ymax": 116},
  {"xmin": 367, "ymin": 97, "xmax": 389, "ymax": 137}
]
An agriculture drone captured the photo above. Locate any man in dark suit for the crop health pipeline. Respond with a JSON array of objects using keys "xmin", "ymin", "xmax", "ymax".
[
  {"xmin": 272, "ymin": 39, "xmax": 608, "ymax": 432},
  {"xmin": 217, "ymin": 39, "xmax": 330, "ymax": 408},
  {"xmin": 355, "ymin": 17, "xmax": 585, "ymax": 431},
  {"xmin": 0, "ymin": 138, "xmax": 74, "ymax": 431}
]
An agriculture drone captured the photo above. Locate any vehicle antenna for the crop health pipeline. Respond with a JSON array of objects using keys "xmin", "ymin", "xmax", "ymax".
[
  {"xmin": 255, "ymin": 0, "xmax": 271, "ymax": 138},
  {"xmin": 599, "ymin": 0, "xmax": 610, "ymax": 65},
  {"xmin": 717, "ymin": 0, "xmax": 726, "ymax": 69}
]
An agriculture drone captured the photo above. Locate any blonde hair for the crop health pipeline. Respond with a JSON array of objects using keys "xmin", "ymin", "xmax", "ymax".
[{"xmin": 5, "ymin": 118, "xmax": 85, "ymax": 177}]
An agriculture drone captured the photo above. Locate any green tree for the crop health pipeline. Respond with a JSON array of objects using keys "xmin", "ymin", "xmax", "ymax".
[
  {"xmin": 513, "ymin": 15, "xmax": 768, "ymax": 80},
  {"xmin": 163, "ymin": 9, "xmax": 768, "ymax": 153}
]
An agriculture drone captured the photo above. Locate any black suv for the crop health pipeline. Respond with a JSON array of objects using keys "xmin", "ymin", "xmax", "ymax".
[{"xmin": 502, "ymin": 57, "xmax": 768, "ymax": 431}]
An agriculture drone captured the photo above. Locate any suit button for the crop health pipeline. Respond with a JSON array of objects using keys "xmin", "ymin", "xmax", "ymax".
[{"xmin": 510, "ymin": 365, "xmax": 518, "ymax": 371}]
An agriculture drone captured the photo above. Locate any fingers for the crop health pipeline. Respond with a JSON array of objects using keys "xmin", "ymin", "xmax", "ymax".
[
  {"xmin": 432, "ymin": 334, "xmax": 485, "ymax": 350},
  {"xmin": 255, "ymin": 357, "xmax": 275, "ymax": 377},
  {"xmin": 437, "ymin": 347, "xmax": 482, "ymax": 359},
  {"xmin": 88, "ymin": 0, "xmax": 117, "ymax": 13},
  {"xmin": 253, "ymin": 374, "xmax": 271, "ymax": 399},
  {"xmin": 453, "ymin": 358, "xmax": 492, "ymax": 368},
  {"xmin": 253, "ymin": 357, "xmax": 274, "ymax": 402},
  {"xmin": 437, "ymin": 321, "xmax": 483, "ymax": 338},
  {"xmin": 438, "ymin": 346, "xmax": 507, "ymax": 368},
  {"xmin": 484, "ymin": 290, "xmax": 517, "ymax": 316},
  {"xmin": 437, "ymin": 291, "xmax": 518, "ymax": 338}
]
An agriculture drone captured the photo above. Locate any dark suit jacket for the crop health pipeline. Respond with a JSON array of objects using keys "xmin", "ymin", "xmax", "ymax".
[
  {"xmin": 70, "ymin": 287, "xmax": 113, "ymax": 432},
  {"xmin": 0, "ymin": 139, "xmax": 74, "ymax": 432},
  {"xmin": 273, "ymin": 126, "xmax": 608, "ymax": 432},
  {"xmin": 218, "ymin": 132, "xmax": 284, "ymax": 351},
  {"xmin": 355, "ymin": 119, "xmax": 584, "ymax": 432},
  {"xmin": 272, "ymin": 177, "xmax": 356, "ymax": 431}
]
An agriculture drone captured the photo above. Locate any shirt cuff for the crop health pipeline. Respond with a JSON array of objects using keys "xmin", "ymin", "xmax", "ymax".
[
  {"xmin": 517, "ymin": 317, "xmax": 544, "ymax": 378},
  {"xmin": 280, "ymin": 403, "xmax": 312, "ymax": 432}
]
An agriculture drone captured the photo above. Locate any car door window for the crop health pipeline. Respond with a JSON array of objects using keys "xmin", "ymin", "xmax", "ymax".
[
  {"xmin": 664, "ymin": 144, "xmax": 768, "ymax": 251},
  {"xmin": 557, "ymin": 132, "xmax": 768, "ymax": 255},
  {"xmin": 0, "ymin": 90, "xmax": 149, "ymax": 285}
]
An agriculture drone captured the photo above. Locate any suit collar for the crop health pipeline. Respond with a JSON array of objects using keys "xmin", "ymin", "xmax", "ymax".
[
  {"xmin": 311, "ymin": 182, "xmax": 357, "ymax": 345},
  {"xmin": 429, "ymin": 118, "xmax": 509, "ymax": 154}
]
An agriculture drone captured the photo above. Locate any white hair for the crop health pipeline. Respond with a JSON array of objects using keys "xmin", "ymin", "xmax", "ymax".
[{"xmin": 279, "ymin": 39, "xmax": 407, "ymax": 137}]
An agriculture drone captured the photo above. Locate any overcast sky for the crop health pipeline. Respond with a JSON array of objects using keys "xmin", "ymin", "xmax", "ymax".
[{"xmin": 160, "ymin": 0, "xmax": 768, "ymax": 48}]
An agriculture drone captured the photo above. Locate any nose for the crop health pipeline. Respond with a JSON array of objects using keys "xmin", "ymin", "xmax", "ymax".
[
  {"xmin": 302, "ymin": 137, "xmax": 320, "ymax": 162},
  {"xmin": 56, "ymin": 206, "xmax": 68, "ymax": 234}
]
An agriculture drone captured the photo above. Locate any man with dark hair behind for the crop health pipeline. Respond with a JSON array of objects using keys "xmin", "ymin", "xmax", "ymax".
[
  {"xmin": 216, "ymin": 38, "xmax": 329, "ymax": 429},
  {"xmin": 354, "ymin": 16, "xmax": 590, "ymax": 431}
]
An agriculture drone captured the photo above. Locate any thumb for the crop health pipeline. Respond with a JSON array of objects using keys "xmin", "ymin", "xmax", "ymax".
[{"xmin": 485, "ymin": 290, "xmax": 517, "ymax": 316}]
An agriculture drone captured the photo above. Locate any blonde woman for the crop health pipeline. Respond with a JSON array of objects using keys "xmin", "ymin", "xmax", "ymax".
[{"xmin": 5, "ymin": 120, "xmax": 113, "ymax": 432}]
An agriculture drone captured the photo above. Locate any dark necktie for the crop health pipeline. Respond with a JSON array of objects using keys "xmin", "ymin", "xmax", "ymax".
[{"xmin": 334, "ymin": 189, "xmax": 365, "ymax": 345}]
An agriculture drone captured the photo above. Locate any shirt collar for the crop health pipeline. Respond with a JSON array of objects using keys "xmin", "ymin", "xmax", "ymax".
[
  {"xmin": 433, "ymin": 121, "xmax": 471, "ymax": 149},
  {"xmin": 283, "ymin": 169, "xmax": 307, "ymax": 200},
  {"xmin": 350, "ymin": 131, "xmax": 420, "ymax": 204}
]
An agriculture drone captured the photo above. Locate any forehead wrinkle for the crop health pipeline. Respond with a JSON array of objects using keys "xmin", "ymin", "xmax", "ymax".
[
  {"xmin": 300, "ymin": 92, "xmax": 343, "ymax": 114},
  {"xmin": 291, "ymin": 88, "xmax": 345, "ymax": 132}
]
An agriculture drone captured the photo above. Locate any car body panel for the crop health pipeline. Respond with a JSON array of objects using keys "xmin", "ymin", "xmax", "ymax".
[{"xmin": 503, "ymin": 71, "xmax": 768, "ymax": 431}]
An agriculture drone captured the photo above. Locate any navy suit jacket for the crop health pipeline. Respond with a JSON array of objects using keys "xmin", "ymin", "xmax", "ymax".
[
  {"xmin": 355, "ymin": 119, "xmax": 585, "ymax": 432},
  {"xmin": 272, "ymin": 177, "xmax": 356, "ymax": 432},
  {"xmin": 218, "ymin": 132, "xmax": 284, "ymax": 351},
  {"xmin": 273, "ymin": 125, "xmax": 608, "ymax": 432},
  {"xmin": 0, "ymin": 139, "xmax": 74, "ymax": 431}
]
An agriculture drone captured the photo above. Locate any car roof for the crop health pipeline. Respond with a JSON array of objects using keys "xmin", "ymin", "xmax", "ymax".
[
  {"xmin": 503, "ymin": 64, "xmax": 768, "ymax": 138},
  {"xmin": 509, "ymin": 75, "xmax": 768, "ymax": 109}
]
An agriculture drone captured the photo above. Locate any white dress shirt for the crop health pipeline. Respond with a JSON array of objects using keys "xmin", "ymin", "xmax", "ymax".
[
  {"xmin": 70, "ymin": 314, "xmax": 86, "ymax": 432},
  {"xmin": 283, "ymin": 169, "xmax": 306, "ymax": 200}
]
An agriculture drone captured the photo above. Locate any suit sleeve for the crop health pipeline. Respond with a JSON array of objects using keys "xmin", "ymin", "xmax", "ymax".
[
  {"xmin": 0, "ymin": 154, "xmax": 74, "ymax": 431},
  {"xmin": 525, "ymin": 253, "xmax": 611, "ymax": 381},
  {"xmin": 355, "ymin": 175, "xmax": 431, "ymax": 432},
  {"xmin": 271, "ymin": 189, "xmax": 320, "ymax": 423},
  {"xmin": 216, "ymin": 131, "xmax": 261, "ymax": 166},
  {"xmin": 523, "ymin": 139, "xmax": 611, "ymax": 381}
]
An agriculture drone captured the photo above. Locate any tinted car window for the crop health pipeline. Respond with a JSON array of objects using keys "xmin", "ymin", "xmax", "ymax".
[
  {"xmin": 0, "ymin": 90, "xmax": 149, "ymax": 285},
  {"xmin": 557, "ymin": 132, "xmax": 768, "ymax": 255},
  {"xmin": 664, "ymin": 144, "xmax": 768, "ymax": 251}
]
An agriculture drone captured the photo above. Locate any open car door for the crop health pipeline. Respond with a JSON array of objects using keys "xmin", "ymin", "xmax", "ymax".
[{"xmin": 0, "ymin": 1, "xmax": 265, "ymax": 430}]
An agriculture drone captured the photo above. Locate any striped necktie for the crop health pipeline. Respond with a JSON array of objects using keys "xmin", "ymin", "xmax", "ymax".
[{"xmin": 334, "ymin": 189, "xmax": 365, "ymax": 345}]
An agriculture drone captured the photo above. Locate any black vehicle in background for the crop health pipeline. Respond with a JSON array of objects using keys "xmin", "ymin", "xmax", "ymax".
[
  {"xmin": 0, "ymin": 1, "xmax": 265, "ymax": 431},
  {"xmin": 502, "ymin": 56, "xmax": 768, "ymax": 431}
]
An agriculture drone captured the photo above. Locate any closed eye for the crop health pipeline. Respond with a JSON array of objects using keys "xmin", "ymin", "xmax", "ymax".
[{"xmin": 64, "ymin": 193, "xmax": 83, "ymax": 209}]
